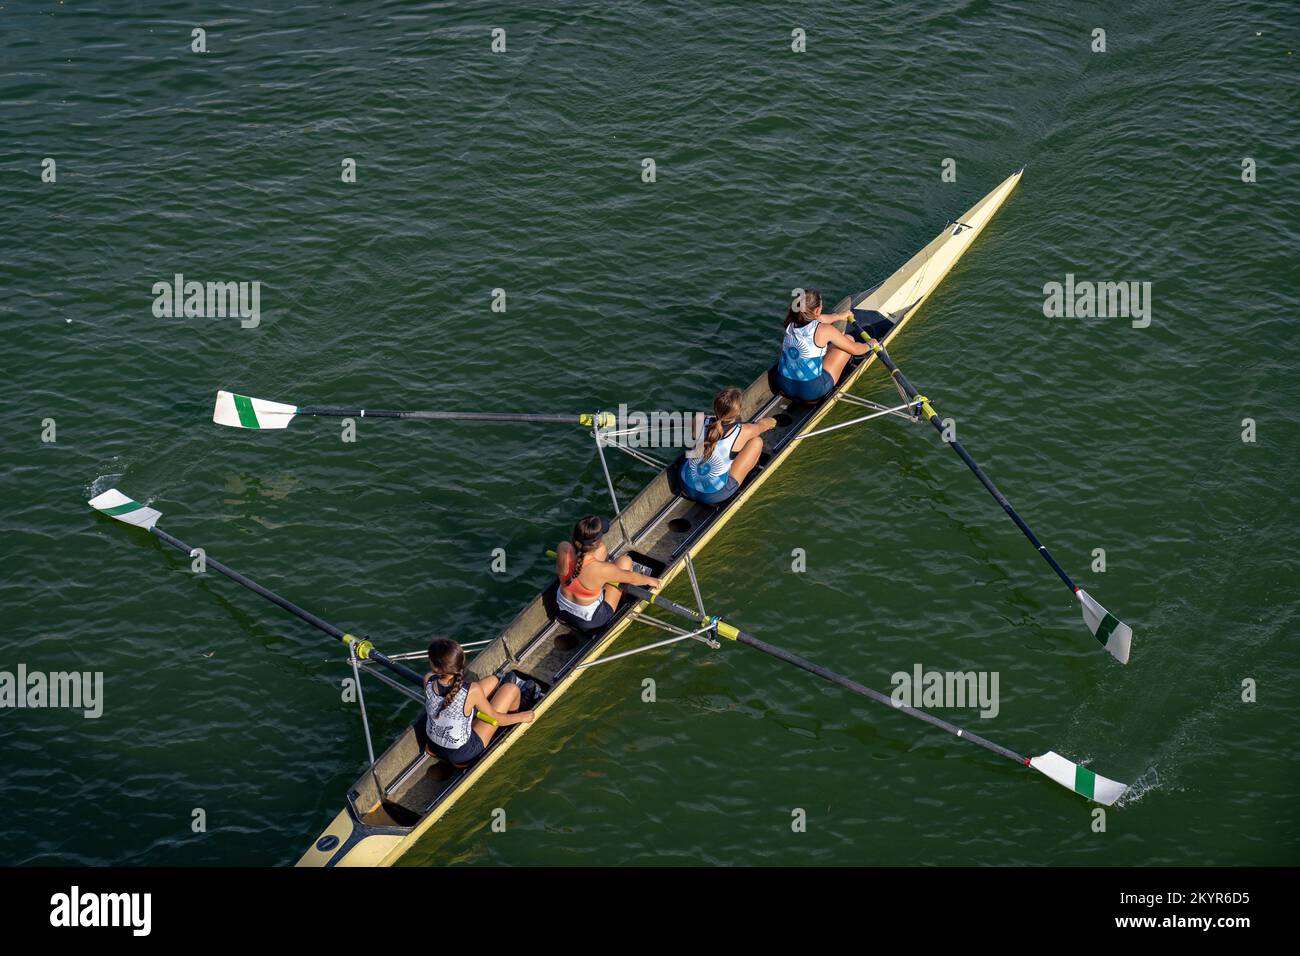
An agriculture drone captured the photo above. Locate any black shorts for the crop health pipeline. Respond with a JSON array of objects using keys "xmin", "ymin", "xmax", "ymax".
[
  {"xmin": 430, "ymin": 732, "xmax": 486, "ymax": 767},
  {"xmin": 555, "ymin": 598, "xmax": 615, "ymax": 632}
]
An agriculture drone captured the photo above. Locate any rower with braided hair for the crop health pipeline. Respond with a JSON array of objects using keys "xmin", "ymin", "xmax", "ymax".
[
  {"xmin": 553, "ymin": 515, "xmax": 661, "ymax": 632},
  {"xmin": 679, "ymin": 387, "xmax": 776, "ymax": 505},
  {"xmin": 423, "ymin": 638, "xmax": 535, "ymax": 767}
]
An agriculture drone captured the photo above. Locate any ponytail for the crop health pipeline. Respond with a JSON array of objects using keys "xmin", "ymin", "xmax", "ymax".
[{"xmin": 699, "ymin": 387, "xmax": 743, "ymax": 460}]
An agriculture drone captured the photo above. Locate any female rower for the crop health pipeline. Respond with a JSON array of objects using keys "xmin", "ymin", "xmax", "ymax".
[
  {"xmin": 554, "ymin": 515, "xmax": 662, "ymax": 632},
  {"xmin": 679, "ymin": 387, "xmax": 776, "ymax": 505},
  {"xmin": 773, "ymin": 287, "xmax": 877, "ymax": 402},
  {"xmin": 423, "ymin": 638, "xmax": 536, "ymax": 766}
]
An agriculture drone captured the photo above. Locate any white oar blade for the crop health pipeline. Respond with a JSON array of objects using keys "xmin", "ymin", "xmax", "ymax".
[
  {"xmin": 1078, "ymin": 589, "xmax": 1132, "ymax": 664},
  {"xmin": 1030, "ymin": 751, "xmax": 1128, "ymax": 806},
  {"xmin": 213, "ymin": 390, "xmax": 298, "ymax": 429},
  {"xmin": 88, "ymin": 489, "xmax": 162, "ymax": 531}
]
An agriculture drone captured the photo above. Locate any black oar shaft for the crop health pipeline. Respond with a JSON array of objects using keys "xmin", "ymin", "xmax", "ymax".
[
  {"xmin": 872, "ymin": 348, "xmax": 1079, "ymax": 594},
  {"xmin": 150, "ymin": 528, "xmax": 424, "ymax": 687},
  {"xmin": 624, "ymin": 586, "xmax": 1026, "ymax": 766},
  {"xmin": 735, "ymin": 631, "xmax": 1026, "ymax": 765},
  {"xmin": 298, "ymin": 407, "xmax": 592, "ymax": 426}
]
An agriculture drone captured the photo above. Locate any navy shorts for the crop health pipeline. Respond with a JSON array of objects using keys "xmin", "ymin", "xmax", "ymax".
[
  {"xmin": 430, "ymin": 731, "xmax": 486, "ymax": 767},
  {"xmin": 680, "ymin": 474, "xmax": 741, "ymax": 506},
  {"xmin": 774, "ymin": 369, "xmax": 834, "ymax": 402}
]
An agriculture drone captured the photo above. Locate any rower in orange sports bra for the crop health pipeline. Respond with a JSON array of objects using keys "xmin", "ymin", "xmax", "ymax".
[{"xmin": 553, "ymin": 515, "xmax": 661, "ymax": 632}]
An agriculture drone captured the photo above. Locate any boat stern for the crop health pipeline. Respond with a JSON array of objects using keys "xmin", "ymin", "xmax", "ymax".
[{"xmin": 296, "ymin": 806, "xmax": 408, "ymax": 867}]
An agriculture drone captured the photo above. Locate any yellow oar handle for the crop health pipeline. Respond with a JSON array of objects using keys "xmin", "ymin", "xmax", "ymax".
[{"xmin": 474, "ymin": 710, "xmax": 498, "ymax": 726}]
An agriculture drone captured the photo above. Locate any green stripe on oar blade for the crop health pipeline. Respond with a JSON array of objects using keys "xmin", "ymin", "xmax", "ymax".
[
  {"xmin": 233, "ymin": 393, "xmax": 260, "ymax": 428},
  {"xmin": 1074, "ymin": 764, "xmax": 1096, "ymax": 800},
  {"xmin": 88, "ymin": 489, "xmax": 162, "ymax": 531},
  {"xmin": 1078, "ymin": 589, "xmax": 1133, "ymax": 664},
  {"xmin": 1030, "ymin": 751, "xmax": 1127, "ymax": 806},
  {"xmin": 212, "ymin": 390, "xmax": 298, "ymax": 429}
]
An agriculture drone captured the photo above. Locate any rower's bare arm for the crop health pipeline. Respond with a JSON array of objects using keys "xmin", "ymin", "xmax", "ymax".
[
  {"xmin": 495, "ymin": 709, "xmax": 534, "ymax": 726},
  {"xmin": 608, "ymin": 566, "xmax": 662, "ymax": 589},
  {"xmin": 553, "ymin": 541, "xmax": 571, "ymax": 575},
  {"xmin": 818, "ymin": 309, "xmax": 854, "ymax": 323},
  {"xmin": 827, "ymin": 326, "xmax": 873, "ymax": 355}
]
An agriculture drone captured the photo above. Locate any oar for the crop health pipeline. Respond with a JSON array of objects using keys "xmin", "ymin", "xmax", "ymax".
[
  {"xmin": 89, "ymin": 488, "xmax": 508, "ymax": 730},
  {"xmin": 852, "ymin": 335, "xmax": 1133, "ymax": 664},
  {"xmin": 87, "ymin": 490, "xmax": 460, "ymax": 810},
  {"xmin": 212, "ymin": 390, "xmax": 615, "ymax": 431},
  {"xmin": 88, "ymin": 489, "xmax": 425, "ymax": 685},
  {"xmin": 623, "ymin": 584, "xmax": 1128, "ymax": 805}
]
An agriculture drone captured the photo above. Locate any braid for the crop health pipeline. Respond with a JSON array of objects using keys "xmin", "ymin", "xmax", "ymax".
[
  {"xmin": 433, "ymin": 671, "xmax": 464, "ymax": 719},
  {"xmin": 565, "ymin": 515, "xmax": 605, "ymax": 587},
  {"xmin": 570, "ymin": 542, "xmax": 586, "ymax": 583}
]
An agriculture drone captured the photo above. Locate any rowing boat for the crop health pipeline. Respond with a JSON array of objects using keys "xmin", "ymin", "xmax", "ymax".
[
  {"xmin": 287, "ymin": 167, "xmax": 1027, "ymax": 866},
  {"xmin": 92, "ymin": 166, "xmax": 1132, "ymax": 861}
]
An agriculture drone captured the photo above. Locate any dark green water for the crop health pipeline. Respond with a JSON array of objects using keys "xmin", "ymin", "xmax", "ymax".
[{"xmin": 2, "ymin": 1, "xmax": 1297, "ymax": 866}]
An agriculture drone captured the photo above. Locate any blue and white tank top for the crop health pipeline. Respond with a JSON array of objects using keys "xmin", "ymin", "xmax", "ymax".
[
  {"xmin": 777, "ymin": 320, "xmax": 827, "ymax": 382},
  {"xmin": 425, "ymin": 678, "xmax": 474, "ymax": 750},
  {"xmin": 681, "ymin": 421, "xmax": 742, "ymax": 494}
]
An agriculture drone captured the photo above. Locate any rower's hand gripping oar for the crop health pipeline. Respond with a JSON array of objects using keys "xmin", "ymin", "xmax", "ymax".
[
  {"xmin": 623, "ymin": 584, "xmax": 1128, "ymax": 805},
  {"xmin": 854, "ymin": 337, "xmax": 1133, "ymax": 664},
  {"xmin": 212, "ymin": 390, "xmax": 616, "ymax": 431}
]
